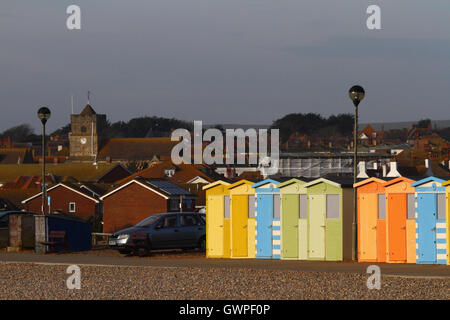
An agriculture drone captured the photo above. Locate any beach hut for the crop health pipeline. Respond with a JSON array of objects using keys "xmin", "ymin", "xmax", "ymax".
[
  {"xmin": 411, "ymin": 177, "xmax": 447, "ymax": 265},
  {"xmin": 383, "ymin": 177, "xmax": 416, "ymax": 263},
  {"xmin": 227, "ymin": 180, "xmax": 256, "ymax": 258},
  {"xmin": 203, "ymin": 180, "xmax": 231, "ymax": 258},
  {"xmin": 252, "ymin": 179, "xmax": 281, "ymax": 259},
  {"xmin": 303, "ymin": 178, "xmax": 354, "ymax": 261},
  {"xmin": 354, "ymin": 178, "xmax": 388, "ymax": 262},
  {"xmin": 277, "ymin": 179, "xmax": 308, "ymax": 260},
  {"xmin": 444, "ymin": 180, "xmax": 450, "ymax": 265}
]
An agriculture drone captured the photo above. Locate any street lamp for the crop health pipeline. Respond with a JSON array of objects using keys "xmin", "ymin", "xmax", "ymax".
[
  {"xmin": 37, "ymin": 107, "xmax": 51, "ymax": 215},
  {"xmin": 348, "ymin": 85, "xmax": 365, "ymax": 262}
]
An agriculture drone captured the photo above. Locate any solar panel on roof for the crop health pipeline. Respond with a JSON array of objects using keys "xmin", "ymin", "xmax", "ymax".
[{"xmin": 146, "ymin": 180, "xmax": 192, "ymax": 195}]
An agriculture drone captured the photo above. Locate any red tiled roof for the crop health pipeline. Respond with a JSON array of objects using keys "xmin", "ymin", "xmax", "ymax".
[
  {"xmin": 116, "ymin": 159, "xmax": 216, "ymax": 185},
  {"xmin": 97, "ymin": 138, "xmax": 178, "ymax": 161}
]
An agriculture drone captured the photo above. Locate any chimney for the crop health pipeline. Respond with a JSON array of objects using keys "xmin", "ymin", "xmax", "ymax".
[
  {"xmin": 387, "ymin": 159, "xmax": 401, "ymax": 178},
  {"xmin": 424, "ymin": 159, "xmax": 429, "ymax": 168},
  {"xmin": 357, "ymin": 161, "xmax": 369, "ymax": 178}
]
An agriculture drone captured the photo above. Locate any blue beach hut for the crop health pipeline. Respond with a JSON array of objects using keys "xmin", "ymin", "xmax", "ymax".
[
  {"xmin": 411, "ymin": 177, "xmax": 447, "ymax": 264},
  {"xmin": 252, "ymin": 179, "xmax": 281, "ymax": 259}
]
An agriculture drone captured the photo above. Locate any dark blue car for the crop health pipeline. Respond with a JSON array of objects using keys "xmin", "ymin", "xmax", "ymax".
[{"xmin": 109, "ymin": 212, "xmax": 206, "ymax": 254}]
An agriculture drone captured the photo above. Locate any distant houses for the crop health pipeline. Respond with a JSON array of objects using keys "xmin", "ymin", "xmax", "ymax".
[
  {"xmin": 100, "ymin": 178, "xmax": 197, "ymax": 233},
  {"xmin": 0, "ymin": 101, "xmax": 448, "ymax": 236}
]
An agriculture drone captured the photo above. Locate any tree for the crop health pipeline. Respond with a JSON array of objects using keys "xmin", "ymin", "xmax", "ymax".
[
  {"xmin": 1, "ymin": 124, "xmax": 36, "ymax": 142},
  {"xmin": 271, "ymin": 112, "xmax": 354, "ymax": 143},
  {"xmin": 416, "ymin": 119, "xmax": 431, "ymax": 129},
  {"xmin": 51, "ymin": 123, "xmax": 71, "ymax": 136}
]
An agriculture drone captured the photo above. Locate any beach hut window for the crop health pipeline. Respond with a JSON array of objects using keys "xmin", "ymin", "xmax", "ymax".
[
  {"xmin": 224, "ymin": 196, "xmax": 230, "ymax": 219},
  {"xmin": 407, "ymin": 194, "xmax": 415, "ymax": 219},
  {"xmin": 273, "ymin": 195, "xmax": 280, "ymax": 219},
  {"xmin": 326, "ymin": 194, "xmax": 340, "ymax": 219},
  {"xmin": 248, "ymin": 195, "xmax": 255, "ymax": 218},
  {"xmin": 437, "ymin": 194, "xmax": 445, "ymax": 220},
  {"xmin": 299, "ymin": 194, "xmax": 307, "ymax": 219},
  {"xmin": 378, "ymin": 194, "xmax": 386, "ymax": 219}
]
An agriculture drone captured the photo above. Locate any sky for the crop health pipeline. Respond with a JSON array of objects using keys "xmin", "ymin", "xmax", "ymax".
[{"xmin": 1, "ymin": 0, "xmax": 450, "ymax": 132}]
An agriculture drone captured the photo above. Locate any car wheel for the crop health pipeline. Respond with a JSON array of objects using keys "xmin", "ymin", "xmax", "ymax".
[{"xmin": 198, "ymin": 236, "xmax": 206, "ymax": 251}]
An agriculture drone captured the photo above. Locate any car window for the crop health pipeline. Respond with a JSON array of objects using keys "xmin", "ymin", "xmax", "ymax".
[
  {"xmin": 136, "ymin": 215, "xmax": 160, "ymax": 227},
  {"xmin": 180, "ymin": 214, "xmax": 202, "ymax": 227},
  {"xmin": 155, "ymin": 215, "xmax": 178, "ymax": 228}
]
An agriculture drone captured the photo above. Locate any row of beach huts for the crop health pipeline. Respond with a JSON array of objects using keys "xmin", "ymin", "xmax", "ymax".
[{"xmin": 203, "ymin": 176, "xmax": 450, "ymax": 265}]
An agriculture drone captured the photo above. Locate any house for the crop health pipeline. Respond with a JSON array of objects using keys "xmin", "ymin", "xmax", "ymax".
[
  {"xmin": 100, "ymin": 178, "xmax": 197, "ymax": 233},
  {"xmin": 0, "ymin": 162, "xmax": 130, "ymax": 185},
  {"xmin": 0, "ymin": 175, "xmax": 78, "ymax": 190},
  {"xmin": 116, "ymin": 159, "xmax": 219, "ymax": 185},
  {"xmin": 96, "ymin": 138, "xmax": 179, "ymax": 163},
  {"xmin": 358, "ymin": 125, "xmax": 382, "ymax": 146},
  {"xmin": 0, "ymin": 197, "xmax": 19, "ymax": 211},
  {"xmin": 114, "ymin": 159, "xmax": 225, "ymax": 209},
  {"xmin": 21, "ymin": 182, "xmax": 102, "ymax": 225}
]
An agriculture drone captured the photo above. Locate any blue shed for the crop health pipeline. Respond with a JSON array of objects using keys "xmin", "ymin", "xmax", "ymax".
[
  {"xmin": 36, "ymin": 214, "xmax": 92, "ymax": 253},
  {"xmin": 411, "ymin": 177, "xmax": 447, "ymax": 265},
  {"xmin": 252, "ymin": 179, "xmax": 281, "ymax": 259}
]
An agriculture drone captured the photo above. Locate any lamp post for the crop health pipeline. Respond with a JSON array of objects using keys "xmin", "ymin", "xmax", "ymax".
[
  {"xmin": 37, "ymin": 107, "xmax": 51, "ymax": 215},
  {"xmin": 348, "ymin": 85, "xmax": 365, "ymax": 261}
]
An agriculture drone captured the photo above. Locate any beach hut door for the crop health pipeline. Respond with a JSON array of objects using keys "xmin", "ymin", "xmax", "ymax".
[
  {"xmin": 309, "ymin": 195, "xmax": 326, "ymax": 259},
  {"xmin": 208, "ymin": 195, "xmax": 224, "ymax": 256},
  {"xmin": 417, "ymin": 193, "xmax": 437, "ymax": 263},
  {"xmin": 388, "ymin": 194, "xmax": 407, "ymax": 261},
  {"xmin": 232, "ymin": 195, "xmax": 249, "ymax": 257},
  {"xmin": 360, "ymin": 194, "xmax": 378, "ymax": 260},
  {"xmin": 282, "ymin": 194, "xmax": 299, "ymax": 259},
  {"xmin": 257, "ymin": 194, "xmax": 273, "ymax": 258}
]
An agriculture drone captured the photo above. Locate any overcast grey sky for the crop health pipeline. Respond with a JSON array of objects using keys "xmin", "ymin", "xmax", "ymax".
[{"xmin": 1, "ymin": 0, "xmax": 450, "ymax": 132}]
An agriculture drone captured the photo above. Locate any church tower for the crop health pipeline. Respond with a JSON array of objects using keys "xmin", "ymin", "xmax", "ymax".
[{"xmin": 69, "ymin": 95, "xmax": 107, "ymax": 159}]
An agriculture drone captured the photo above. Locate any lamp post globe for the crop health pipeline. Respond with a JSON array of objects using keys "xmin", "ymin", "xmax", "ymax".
[
  {"xmin": 348, "ymin": 85, "xmax": 365, "ymax": 106},
  {"xmin": 37, "ymin": 107, "xmax": 51, "ymax": 125}
]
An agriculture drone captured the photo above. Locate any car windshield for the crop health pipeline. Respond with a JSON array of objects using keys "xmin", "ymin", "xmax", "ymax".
[{"xmin": 136, "ymin": 215, "xmax": 160, "ymax": 227}]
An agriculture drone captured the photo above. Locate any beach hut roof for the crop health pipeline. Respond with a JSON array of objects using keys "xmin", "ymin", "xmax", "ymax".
[
  {"xmin": 227, "ymin": 179, "xmax": 255, "ymax": 190},
  {"xmin": 411, "ymin": 176, "xmax": 447, "ymax": 187},
  {"xmin": 382, "ymin": 176, "xmax": 416, "ymax": 188},
  {"xmin": 202, "ymin": 180, "xmax": 230, "ymax": 191},
  {"xmin": 276, "ymin": 178, "xmax": 307, "ymax": 189},
  {"xmin": 252, "ymin": 179, "xmax": 280, "ymax": 188},
  {"xmin": 304, "ymin": 177, "xmax": 342, "ymax": 188},
  {"xmin": 353, "ymin": 177, "xmax": 388, "ymax": 188}
]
